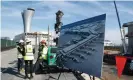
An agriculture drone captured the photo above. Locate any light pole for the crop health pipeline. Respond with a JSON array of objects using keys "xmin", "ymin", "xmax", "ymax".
[{"xmin": 54, "ymin": 10, "xmax": 64, "ymax": 46}]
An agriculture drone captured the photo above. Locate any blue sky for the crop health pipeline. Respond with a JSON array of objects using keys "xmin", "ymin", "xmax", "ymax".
[{"xmin": 1, "ymin": 1, "xmax": 133, "ymax": 44}]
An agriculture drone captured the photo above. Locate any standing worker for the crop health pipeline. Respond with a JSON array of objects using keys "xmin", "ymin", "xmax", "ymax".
[
  {"xmin": 17, "ymin": 40, "xmax": 24, "ymax": 73},
  {"xmin": 23, "ymin": 38, "xmax": 34, "ymax": 79}
]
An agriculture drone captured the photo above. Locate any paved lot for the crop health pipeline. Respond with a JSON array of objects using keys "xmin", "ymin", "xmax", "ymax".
[
  {"xmin": 102, "ymin": 63, "xmax": 133, "ymax": 80},
  {"xmin": 1, "ymin": 48, "xmax": 77, "ymax": 80},
  {"xmin": 1, "ymin": 48, "xmax": 133, "ymax": 80}
]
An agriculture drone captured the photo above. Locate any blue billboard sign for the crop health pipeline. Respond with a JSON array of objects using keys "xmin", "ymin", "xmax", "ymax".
[{"xmin": 57, "ymin": 14, "xmax": 106, "ymax": 78}]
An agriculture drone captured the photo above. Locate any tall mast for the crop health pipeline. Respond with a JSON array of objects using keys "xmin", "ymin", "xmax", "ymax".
[
  {"xmin": 48, "ymin": 25, "xmax": 50, "ymax": 47},
  {"xmin": 114, "ymin": 1, "xmax": 127, "ymax": 54}
]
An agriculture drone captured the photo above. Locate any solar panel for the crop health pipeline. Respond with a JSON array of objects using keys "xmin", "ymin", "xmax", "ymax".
[{"xmin": 57, "ymin": 14, "xmax": 106, "ymax": 78}]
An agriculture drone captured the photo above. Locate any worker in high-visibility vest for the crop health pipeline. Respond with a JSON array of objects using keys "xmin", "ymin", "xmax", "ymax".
[
  {"xmin": 34, "ymin": 40, "xmax": 48, "ymax": 73},
  {"xmin": 38, "ymin": 40, "xmax": 48, "ymax": 60},
  {"xmin": 17, "ymin": 40, "xmax": 24, "ymax": 73},
  {"xmin": 23, "ymin": 38, "xmax": 34, "ymax": 79}
]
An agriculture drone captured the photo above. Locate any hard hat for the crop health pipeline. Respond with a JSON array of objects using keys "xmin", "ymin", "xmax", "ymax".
[
  {"xmin": 19, "ymin": 40, "xmax": 24, "ymax": 43},
  {"xmin": 41, "ymin": 40, "xmax": 46, "ymax": 44},
  {"xmin": 25, "ymin": 38, "xmax": 31, "ymax": 42}
]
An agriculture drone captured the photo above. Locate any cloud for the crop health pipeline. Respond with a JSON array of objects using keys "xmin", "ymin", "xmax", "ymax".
[
  {"xmin": 105, "ymin": 27, "xmax": 122, "ymax": 45},
  {"xmin": 37, "ymin": 1, "xmax": 101, "ymax": 17},
  {"xmin": 1, "ymin": 6, "xmax": 21, "ymax": 17},
  {"xmin": 119, "ymin": 6, "xmax": 133, "ymax": 15},
  {"xmin": 1, "ymin": 28, "xmax": 23, "ymax": 39},
  {"xmin": 34, "ymin": 15, "xmax": 54, "ymax": 19},
  {"xmin": 1, "ymin": 1, "xmax": 40, "ymax": 17},
  {"xmin": 1, "ymin": 1, "xmax": 132, "ymax": 45},
  {"xmin": 88, "ymin": 1, "xmax": 106, "ymax": 10},
  {"xmin": 111, "ymin": 2, "xmax": 133, "ymax": 16},
  {"xmin": 1, "ymin": 1, "xmax": 74, "ymax": 20},
  {"xmin": 0, "ymin": 1, "xmax": 115, "ymax": 19},
  {"xmin": 32, "ymin": 1, "xmax": 92, "ymax": 20}
]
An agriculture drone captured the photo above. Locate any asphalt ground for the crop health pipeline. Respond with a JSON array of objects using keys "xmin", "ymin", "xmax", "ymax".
[
  {"xmin": 1, "ymin": 48, "xmax": 133, "ymax": 80},
  {"xmin": 1, "ymin": 48, "xmax": 77, "ymax": 80},
  {"xmin": 102, "ymin": 63, "xmax": 133, "ymax": 80}
]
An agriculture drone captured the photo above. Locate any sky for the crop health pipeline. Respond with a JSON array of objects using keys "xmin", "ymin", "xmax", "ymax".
[{"xmin": 1, "ymin": 1, "xmax": 133, "ymax": 44}]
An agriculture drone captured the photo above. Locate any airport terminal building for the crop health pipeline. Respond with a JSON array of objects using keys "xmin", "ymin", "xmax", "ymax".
[{"xmin": 13, "ymin": 31, "xmax": 56, "ymax": 46}]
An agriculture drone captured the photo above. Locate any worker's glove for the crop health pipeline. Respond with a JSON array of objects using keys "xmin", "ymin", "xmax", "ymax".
[{"xmin": 39, "ymin": 56, "xmax": 42, "ymax": 59}]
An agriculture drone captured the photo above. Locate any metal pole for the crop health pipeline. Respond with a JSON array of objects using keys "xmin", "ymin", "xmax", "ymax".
[
  {"xmin": 35, "ymin": 33, "xmax": 38, "ymax": 57},
  {"xmin": 93, "ymin": 76, "xmax": 95, "ymax": 80},
  {"xmin": 11, "ymin": 40, "xmax": 13, "ymax": 47},
  {"xmin": 114, "ymin": 1, "xmax": 127, "ymax": 54},
  {"xmin": 54, "ymin": 10, "xmax": 64, "ymax": 46},
  {"xmin": 57, "ymin": 72, "xmax": 62, "ymax": 80},
  {"xmin": 5, "ymin": 39, "xmax": 7, "ymax": 47},
  {"xmin": 24, "ymin": 32, "xmax": 27, "ymax": 60},
  {"xmin": 25, "ymin": 33, "xmax": 27, "ymax": 45},
  {"xmin": 48, "ymin": 25, "xmax": 50, "ymax": 47},
  {"xmin": 51, "ymin": 32, "xmax": 52, "ymax": 46}
]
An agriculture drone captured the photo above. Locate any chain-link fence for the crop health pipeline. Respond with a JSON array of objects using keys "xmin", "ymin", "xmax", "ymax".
[{"xmin": 1, "ymin": 39, "xmax": 16, "ymax": 51}]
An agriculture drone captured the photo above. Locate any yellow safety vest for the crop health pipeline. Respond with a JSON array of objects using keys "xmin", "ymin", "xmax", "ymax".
[
  {"xmin": 24, "ymin": 45, "xmax": 34, "ymax": 60},
  {"xmin": 40, "ymin": 47, "xmax": 48, "ymax": 60},
  {"xmin": 17, "ymin": 46, "xmax": 23, "ymax": 58}
]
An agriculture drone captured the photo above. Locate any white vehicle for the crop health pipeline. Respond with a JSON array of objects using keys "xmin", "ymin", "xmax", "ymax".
[{"xmin": 104, "ymin": 40, "xmax": 114, "ymax": 46}]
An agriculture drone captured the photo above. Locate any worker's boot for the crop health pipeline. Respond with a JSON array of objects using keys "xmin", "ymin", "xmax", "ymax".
[
  {"xmin": 29, "ymin": 74, "xmax": 33, "ymax": 79},
  {"xmin": 18, "ymin": 69, "xmax": 20, "ymax": 73},
  {"xmin": 24, "ymin": 75, "xmax": 29, "ymax": 79}
]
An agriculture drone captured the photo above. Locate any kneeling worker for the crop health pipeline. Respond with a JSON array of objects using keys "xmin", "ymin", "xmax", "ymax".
[
  {"xmin": 23, "ymin": 38, "xmax": 34, "ymax": 79},
  {"xmin": 35, "ymin": 40, "xmax": 48, "ymax": 73},
  {"xmin": 38, "ymin": 40, "xmax": 48, "ymax": 61}
]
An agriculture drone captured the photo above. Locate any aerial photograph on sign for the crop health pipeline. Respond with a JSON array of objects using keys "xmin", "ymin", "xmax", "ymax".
[{"xmin": 57, "ymin": 14, "xmax": 106, "ymax": 78}]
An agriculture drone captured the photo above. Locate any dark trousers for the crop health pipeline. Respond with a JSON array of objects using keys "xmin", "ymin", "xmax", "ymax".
[
  {"xmin": 34, "ymin": 59, "xmax": 43, "ymax": 72},
  {"xmin": 34, "ymin": 59, "xmax": 47, "ymax": 72},
  {"xmin": 18, "ymin": 58, "xmax": 24, "ymax": 71},
  {"xmin": 24, "ymin": 60, "xmax": 33, "ymax": 77}
]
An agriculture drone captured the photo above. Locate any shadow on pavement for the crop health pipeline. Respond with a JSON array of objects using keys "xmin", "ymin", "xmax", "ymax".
[
  {"xmin": 1, "ymin": 67, "xmax": 25, "ymax": 79},
  {"xmin": 9, "ymin": 60, "xmax": 17, "ymax": 64}
]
